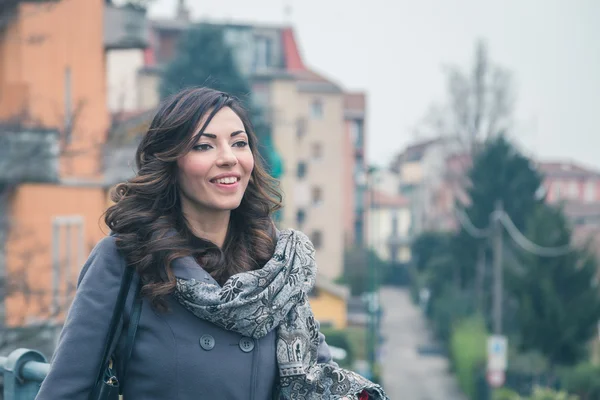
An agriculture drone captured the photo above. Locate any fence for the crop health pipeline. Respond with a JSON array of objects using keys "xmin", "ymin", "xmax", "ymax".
[{"xmin": 0, "ymin": 349, "xmax": 49, "ymax": 400}]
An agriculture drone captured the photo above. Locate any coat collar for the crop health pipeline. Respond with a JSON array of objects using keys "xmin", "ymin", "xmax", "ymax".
[
  {"xmin": 159, "ymin": 228, "xmax": 221, "ymax": 287},
  {"xmin": 171, "ymin": 255, "xmax": 220, "ymax": 287}
]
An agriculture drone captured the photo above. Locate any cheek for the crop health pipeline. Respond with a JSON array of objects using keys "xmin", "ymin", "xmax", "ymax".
[
  {"xmin": 177, "ymin": 155, "xmax": 212, "ymax": 183},
  {"xmin": 240, "ymin": 151, "xmax": 255, "ymax": 175}
]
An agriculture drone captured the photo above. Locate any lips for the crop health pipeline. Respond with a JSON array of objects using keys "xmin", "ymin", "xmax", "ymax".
[
  {"xmin": 209, "ymin": 173, "xmax": 241, "ymax": 188},
  {"xmin": 211, "ymin": 176, "xmax": 239, "ymax": 185}
]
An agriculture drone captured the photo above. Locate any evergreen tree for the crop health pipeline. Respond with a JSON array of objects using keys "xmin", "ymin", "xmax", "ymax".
[
  {"xmin": 160, "ymin": 24, "xmax": 251, "ymax": 101},
  {"xmin": 509, "ymin": 205, "xmax": 600, "ymax": 366},
  {"xmin": 411, "ymin": 231, "xmax": 452, "ymax": 272},
  {"xmin": 453, "ymin": 135, "xmax": 543, "ymax": 290}
]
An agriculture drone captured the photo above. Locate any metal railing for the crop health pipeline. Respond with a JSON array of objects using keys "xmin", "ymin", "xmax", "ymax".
[{"xmin": 0, "ymin": 348, "xmax": 49, "ymax": 400}]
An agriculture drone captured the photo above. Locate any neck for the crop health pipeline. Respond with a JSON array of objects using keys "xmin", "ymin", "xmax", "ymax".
[{"xmin": 182, "ymin": 205, "xmax": 231, "ymax": 248}]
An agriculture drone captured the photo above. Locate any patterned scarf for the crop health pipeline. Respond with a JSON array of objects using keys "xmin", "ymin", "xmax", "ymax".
[{"xmin": 174, "ymin": 229, "xmax": 388, "ymax": 400}]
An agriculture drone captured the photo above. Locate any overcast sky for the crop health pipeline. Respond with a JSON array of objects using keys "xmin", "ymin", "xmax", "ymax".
[{"xmin": 148, "ymin": 0, "xmax": 600, "ymax": 170}]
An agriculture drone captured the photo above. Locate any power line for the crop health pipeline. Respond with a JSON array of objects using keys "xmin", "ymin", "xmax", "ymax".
[
  {"xmin": 455, "ymin": 208, "xmax": 573, "ymax": 257},
  {"xmin": 496, "ymin": 211, "xmax": 572, "ymax": 257},
  {"xmin": 455, "ymin": 208, "xmax": 491, "ymax": 238}
]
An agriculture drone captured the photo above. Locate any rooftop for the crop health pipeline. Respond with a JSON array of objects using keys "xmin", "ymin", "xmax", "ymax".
[
  {"xmin": 371, "ymin": 191, "xmax": 410, "ymax": 208},
  {"xmin": 537, "ymin": 161, "xmax": 600, "ymax": 179},
  {"xmin": 147, "ymin": 19, "xmax": 342, "ymax": 91}
]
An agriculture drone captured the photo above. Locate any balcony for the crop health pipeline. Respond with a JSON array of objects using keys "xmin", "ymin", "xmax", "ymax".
[
  {"xmin": 104, "ymin": 2, "xmax": 149, "ymax": 50},
  {"xmin": 0, "ymin": 0, "xmax": 60, "ymax": 30},
  {"xmin": 386, "ymin": 234, "xmax": 413, "ymax": 247},
  {"xmin": 0, "ymin": 128, "xmax": 59, "ymax": 184}
]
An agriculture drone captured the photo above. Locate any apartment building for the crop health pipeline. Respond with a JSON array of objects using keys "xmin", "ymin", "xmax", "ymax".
[
  {"xmin": 343, "ymin": 93, "xmax": 368, "ymax": 247},
  {"xmin": 0, "ymin": 0, "xmax": 110, "ymax": 327}
]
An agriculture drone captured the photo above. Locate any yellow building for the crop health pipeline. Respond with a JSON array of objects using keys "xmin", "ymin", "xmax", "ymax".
[{"xmin": 309, "ymin": 277, "xmax": 349, "ymax": 330}]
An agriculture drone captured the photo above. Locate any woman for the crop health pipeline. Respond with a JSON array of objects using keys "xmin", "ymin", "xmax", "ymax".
[{"xmin": 36, "ymin": 87, "xmax": 387, "ymax": 399}]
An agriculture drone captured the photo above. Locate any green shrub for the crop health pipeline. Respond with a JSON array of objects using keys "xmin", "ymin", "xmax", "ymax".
[
  {"xmin": 493, "ymin": 387, "xmax": 580, "ymax": 400},
  {"xmin": 450, "ymin": 315, "xmax": 487, "ymax": 399},
  {"xmin": 528, "ymin": 387, "xmax": 579, "ymax": 400},
  {"xmin": 493, "ymin": 388, "xmax": 522, "ymax": 400},
  {"xmin": 560, "ymin": 363, "xmax": 600, "ymax": 400},
  {"xmin": 431, "ymin": 286, "xmax": 474, "ymax": 344},
  {"xmin": 320, "ymin": 328, "xmax": 354, "ymax": 368}
]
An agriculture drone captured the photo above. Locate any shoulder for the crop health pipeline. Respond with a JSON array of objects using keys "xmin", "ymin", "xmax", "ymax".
[
  {"xmin": 77, "ymin": 235, "xmax": 125, "ymax": 286},
  {"xmin": 89, "ymin": 235, "xmax": 123, "ymax": 263}
]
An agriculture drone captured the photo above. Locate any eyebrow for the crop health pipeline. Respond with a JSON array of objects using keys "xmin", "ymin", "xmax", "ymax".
[{"xmin": 200, "ymin": 130, "xmax": 246, "ymax": 139}]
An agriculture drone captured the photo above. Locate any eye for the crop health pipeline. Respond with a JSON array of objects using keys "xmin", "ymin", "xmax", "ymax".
[
  {"xmin": 233, "ymin": 141, "xmax": 248, "ymax": 148},
  {"xmin": 193, "ymin": 144, "xmax": 212, "ymax": 151}
]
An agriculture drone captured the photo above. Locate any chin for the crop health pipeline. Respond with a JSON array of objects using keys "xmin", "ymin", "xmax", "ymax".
[{"xmin": 213, "ymin": 200, "xmax": 243, "ymax": 211}]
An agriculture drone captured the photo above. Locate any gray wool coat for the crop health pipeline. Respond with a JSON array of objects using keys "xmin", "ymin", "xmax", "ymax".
[{"xmin": 35, "ymin": 235, "xmax": 336, "ymax": 400}]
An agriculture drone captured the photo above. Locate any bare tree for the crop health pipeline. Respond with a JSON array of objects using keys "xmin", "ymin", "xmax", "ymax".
[{"xmin": 415, "ymin": 40, "xmax": 515, "ymax": 151}]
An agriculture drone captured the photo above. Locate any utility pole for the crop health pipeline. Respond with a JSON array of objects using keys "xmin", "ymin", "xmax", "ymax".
[
  {"xmin": 475, "ymin": 243, "xmax": 485, "ymax": 313},
  {"xmin": 492, "ymin": 200, "xmax": 504, "ymax": 334}
]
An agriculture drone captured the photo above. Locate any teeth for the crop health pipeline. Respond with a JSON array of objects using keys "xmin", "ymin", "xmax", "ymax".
[{"xmin": 215, "ymin": 177, "xmax": 237, "ymax": 184}]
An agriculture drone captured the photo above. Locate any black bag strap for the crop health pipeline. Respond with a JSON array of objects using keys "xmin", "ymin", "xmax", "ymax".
[
  {"xmin": 91, "ymin": 263, "xmax": 134, "ymax": 397},
  {"xmin": 119, "ymin": 278, "xmax": 143, "ymax": 394}
]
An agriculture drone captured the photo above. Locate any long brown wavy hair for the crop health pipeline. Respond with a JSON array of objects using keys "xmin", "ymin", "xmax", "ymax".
[{"xmin": 104, "ymin": 87, "xmax": 282, "ymax": 310}]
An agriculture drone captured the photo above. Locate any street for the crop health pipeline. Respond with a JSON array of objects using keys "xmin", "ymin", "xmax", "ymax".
[{"xmin": 379, "ymin": 287, "xmax": 466, "ymax": 400}]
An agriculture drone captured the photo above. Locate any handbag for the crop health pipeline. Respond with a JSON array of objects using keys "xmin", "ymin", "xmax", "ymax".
[{"xmin": 89, "ymin": 263, "xmax": 143, "ymax": 400}]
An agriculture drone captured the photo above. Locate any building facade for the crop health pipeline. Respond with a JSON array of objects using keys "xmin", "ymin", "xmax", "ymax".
[
  {"xmin": 343, "ymin": 93, "xmax": 368, "ymax": 247},
  {"xmin": 0, "ymin": 0, "xmax": 110, "ymax": 328},
  {"xmin": 367, "ymin": 189, "xmax": 411, "ymax": 264}
]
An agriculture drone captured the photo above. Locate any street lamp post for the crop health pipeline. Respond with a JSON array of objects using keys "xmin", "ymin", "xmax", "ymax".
[{"xmin": 366, "ymin": 166, "xmax": 380, "ymax": 380}]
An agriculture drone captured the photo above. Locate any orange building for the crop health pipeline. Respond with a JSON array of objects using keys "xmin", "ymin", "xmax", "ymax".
[{"xmin": 0, "ymin": 0, "xmax": 110, "ymax": 327}]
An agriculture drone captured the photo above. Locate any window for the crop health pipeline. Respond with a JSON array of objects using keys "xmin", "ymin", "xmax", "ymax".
[
  {"xmin": 311, "ymin": 99, "xmax": 323, "ymax": 119},
  {"xmin": 392, "ymin": 212, "xmax": 399, "ymax": 236},
  {"xmin": 312, "ymin": 186, "xmax": 323, "ymax": 205},
  {"xmin": 552, "ymin": 181, "xmax": 561, "ymax": 201},
  {"xmin": 296, "ymin": 209, "xmax": 306, "ymax": 226},
  {"xmin": 52, "ymin": 215, "xmax": 85, "ymax": 316},
  {"xmin": 350, "ymin": 120, "xmax": 364, "ymax": 147},
  {"xmin": 311, "ymin": 143, "xmax": 323, "ymax": 160},
  {"xmin": 585, "ymin": 181, "xmax": 596, "ymax": 203},
  {"xmin": 311, "ymin": 231, "xmax": 323, "ymax": 249},
  {"xmin": 254, "ymin": 36, "xmax": 273, "ymax": 71},
  {"xmin": 569, "ymin": 181, "xmax": 579, "ymax": 199},
  {"xmin": 296, "ymin": 117, "xmax": 307, "ymax": 139},
  {"xmin": 297, "ymin": 162, "xmax": 307, "ymax": 179}
]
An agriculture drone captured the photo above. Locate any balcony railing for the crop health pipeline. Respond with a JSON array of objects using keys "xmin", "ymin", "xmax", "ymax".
[
  {"xmin": 0, "ymin": 348, "xmax": 49, "ymax": 399},
  {"xmin": 0, "ymin": 129, "xmax": 60, "ymax": 184},
  {"xmin": 104, "ymin": 3, "xmax": 149, "ymax": 50}
]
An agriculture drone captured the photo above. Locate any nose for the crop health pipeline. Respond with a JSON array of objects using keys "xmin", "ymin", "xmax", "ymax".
[{"xmin": 216, "ymin": 147, "xmax": 238, "ymax": 167}]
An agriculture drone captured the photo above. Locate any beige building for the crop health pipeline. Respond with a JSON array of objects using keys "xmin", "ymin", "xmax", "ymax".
[
  {"xmin": 367, "ymin": 188, "xmax": 412, "ymax": 264},
  {"xmin": 254, "ymin": 73, "xmax": 345, "ymax": 279},
  {"xmin": 343, "ymin": 93, "xmax": 368, "ymax": 248},
  {"xmin": 250, "ymin": 43, "xmax": 346, "ymax": 280},
  {"xmin": 390, "ymin": 137, "xmax": 463, "ymax": 234}
]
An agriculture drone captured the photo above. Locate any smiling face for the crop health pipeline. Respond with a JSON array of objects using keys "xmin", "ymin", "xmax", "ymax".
[{"xmin": 176, "ymin": 106, "xmax": 255, "ymax": 217}]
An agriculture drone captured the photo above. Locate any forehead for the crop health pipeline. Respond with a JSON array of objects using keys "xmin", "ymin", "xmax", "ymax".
[{"xmin": 197, "ymin": 107, "xmax": 245, "ymax": 135}]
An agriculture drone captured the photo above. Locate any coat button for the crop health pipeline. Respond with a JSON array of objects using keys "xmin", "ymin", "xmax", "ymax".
[
  {"xmin": 239, "ymin": 337, "xmax": 255, "ymax": 353},
  {"xmin": 200, "ymin": 334, "xmax": 215, "ymax": 351}
]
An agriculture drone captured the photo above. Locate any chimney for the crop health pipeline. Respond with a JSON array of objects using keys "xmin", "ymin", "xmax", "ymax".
[{"xmin": 176, "ymin": 0, "xmax": 190, "ymax": 21}]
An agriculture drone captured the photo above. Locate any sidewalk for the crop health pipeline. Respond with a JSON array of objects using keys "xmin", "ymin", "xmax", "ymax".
[{"xmin": 379, "ymin": 287, "xmax": 467, "ymax": 400}]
